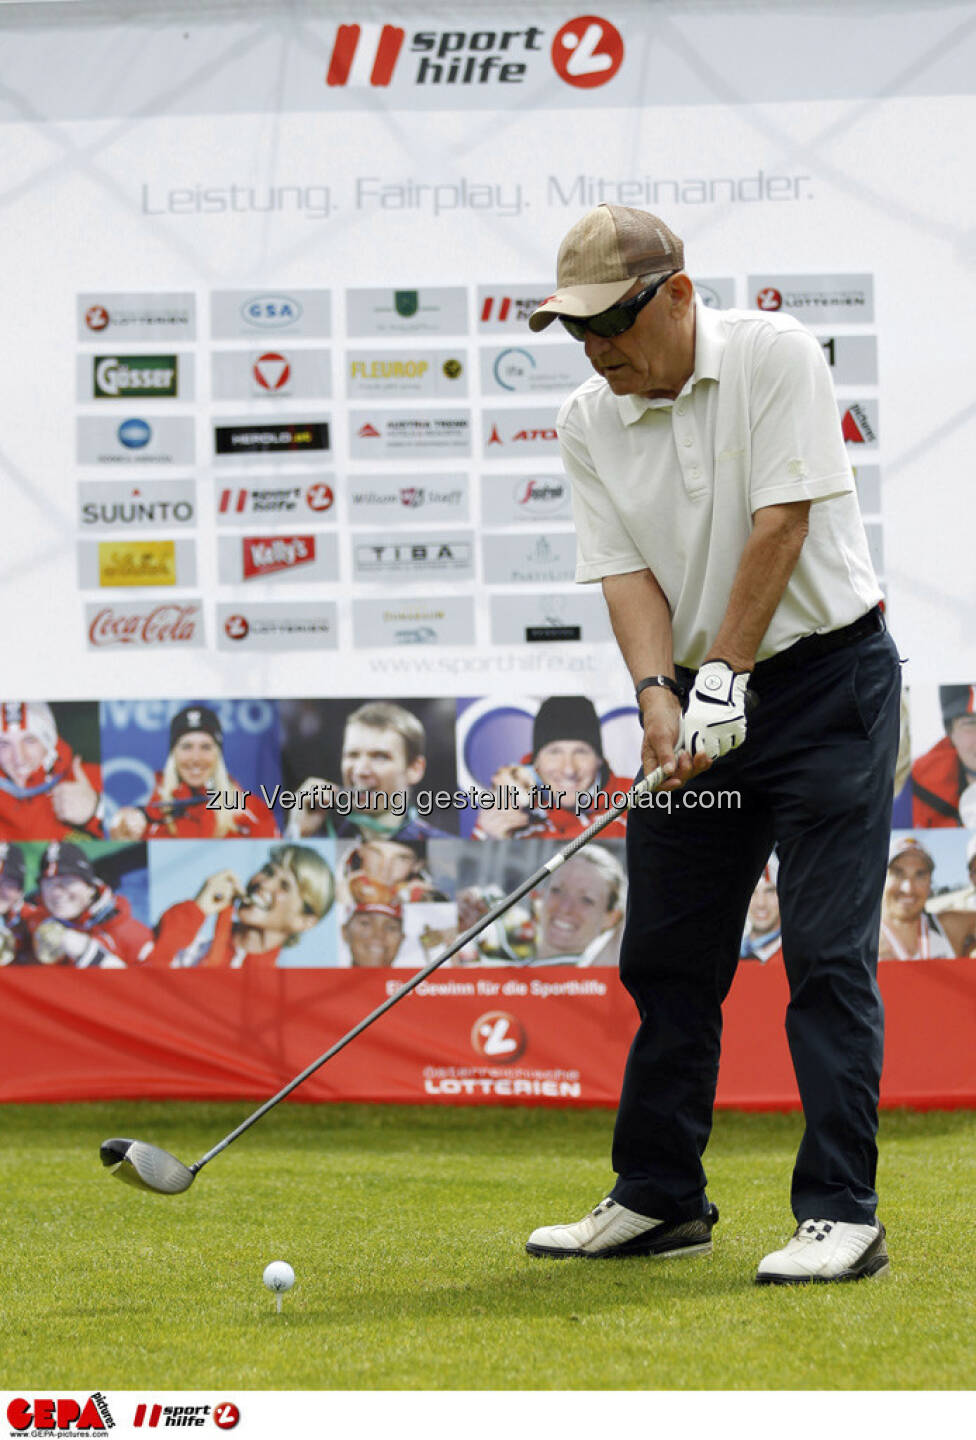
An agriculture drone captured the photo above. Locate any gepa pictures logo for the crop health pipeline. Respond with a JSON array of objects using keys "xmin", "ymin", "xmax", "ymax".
[
  {"xmin": 325, "ymin": 16, "xmax": 623, "ymax": 89},
  {"xmin": 7, "ymin": 1392, "xmax": 113, "ymax": 1432}
]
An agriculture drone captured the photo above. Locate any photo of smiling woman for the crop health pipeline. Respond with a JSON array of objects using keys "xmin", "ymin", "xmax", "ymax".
[{"xmin": 109, "ymin": 704, "xmax": 279, "ymax": 841}]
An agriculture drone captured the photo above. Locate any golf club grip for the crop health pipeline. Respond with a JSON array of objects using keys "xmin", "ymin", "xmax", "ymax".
[{"xmin": 192, "ymin": 765, "xmax": 666, "ymax": 1171}]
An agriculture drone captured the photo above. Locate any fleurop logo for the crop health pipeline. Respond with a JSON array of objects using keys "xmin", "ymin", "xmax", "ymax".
[
  {"xmin": 7, "ymin": 1393, "xmax": 114, "ymax": 1431},
  {"xmin": 550, "ymin": 16, "xmax": 624, "ymax": 87},
  {"xmin": 471, "ymin": 1011, "xmax": 527, "ymax": 1063}
]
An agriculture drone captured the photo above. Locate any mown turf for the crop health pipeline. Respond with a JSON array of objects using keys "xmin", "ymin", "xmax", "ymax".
[{"xmin": 1, "ymin": 1103, "xmax": 973, "ymax": 1390}]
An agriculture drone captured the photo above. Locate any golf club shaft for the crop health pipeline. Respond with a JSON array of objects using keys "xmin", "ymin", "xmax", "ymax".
[{"xmin": 191, "ymin": 765, "xmax": 665, "ymax": 1172}]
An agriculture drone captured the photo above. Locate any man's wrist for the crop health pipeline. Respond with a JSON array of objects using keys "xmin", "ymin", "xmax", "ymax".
[
  {"xmin": 635, "ymin": 674, "xmax": 684, "ymax": 704},
  {"xmin": 702, "ymin": 654, "xmax": 753, "ymax": 675}
]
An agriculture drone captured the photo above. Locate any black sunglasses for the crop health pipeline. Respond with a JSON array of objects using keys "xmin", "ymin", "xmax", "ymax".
[{"xmin": 559, "ymin": 272, "xmax": 677, "ymax": 342}]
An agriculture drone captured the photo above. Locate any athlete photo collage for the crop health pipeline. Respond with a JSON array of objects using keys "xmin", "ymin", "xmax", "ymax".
[{"xmin": 0, "ymin": 689, "xmax": 972, "ymax": 970}]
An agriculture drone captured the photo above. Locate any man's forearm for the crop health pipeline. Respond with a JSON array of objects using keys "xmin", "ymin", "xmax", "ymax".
[
  {"xmin": 706, "ymin": 501, "xmax": 811, "ymax": 672},
  {"xmin": 602, "ymin": 569, "xmax": 675, "ymax": 682}
]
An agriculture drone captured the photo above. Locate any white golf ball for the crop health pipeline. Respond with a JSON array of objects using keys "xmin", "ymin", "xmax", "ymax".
[{"xmin": 262, "ymin": 1260, "xmax": 295, "ymax": 1293}]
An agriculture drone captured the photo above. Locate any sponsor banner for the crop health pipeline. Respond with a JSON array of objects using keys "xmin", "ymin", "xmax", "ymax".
[
  {"xmin": 84, "ymin": 599, "xmax": 205, "ymax": 649},
  {"xmin": 217, "ymin": 601, "xmax": 338, "ymax": 651},
  {"xmin": 840, "ymin": 399, "xmax": 879, "ymax": 446},
  {"xmin": 482, "ymin": 532, "xmax": 576, "ymax": 585},
  {"xmin": 349, "ymin": 409, "xmax": 470, "ymax": 457},
  {"xmin": 217, "ymin": 533, "xmax": 339, "ymax": 584},
  {"xmin": 78, "ymin": 352, "xmax": 192, "ymax": 402},
  {"xmin": 490, "ymin": 591, "xmax": 613, "ymax": 645},
  {"xmin": 215, "ymin": 477, "xmax": 336, "ymax": 525},
  {"xmin": 77, "ymin": 292, "xmax": 196, "ymax": 341},
  {"xmin": 749, "ymin": 273, "xmax": 875, "ymax": 322},
  {"xmin": 210, "ymin": 347, "xmax": 333, "ymax": 400},
  {"xmin": 76, "ymin": 416, "xmax": 194, "ymax": 466},
  {"xmin": 348, "ymin": 473, "xmax": 468, "ymax": 524},
  {"xmin": 479, "ymin": 343, "xmax": 590, "ymax": 394},
  {"xmin": 352, "ymin": 533, "xmax": 475, "ymax": 581},
  {"xmin": 346, "ymin": 287, "xmax": 467, "ymax": 336},
  {"xmin": 476, "ymin": 287, "xmax": 554, "ymax": 330},
  {"xmin": 819, "ymin": 334, "xmax": 878, "ymax": 385},
  {"xmin": 214, "ymin": 419, "xmax": 330, "ymax": 457},
  {"xmin": 210, "ymin": 289, "xmax": 331, "ymax": 339},
  {"xmin": 482, "ymin": 407, "xmax": 559, "ymax": 456},
  {"xmin": 78, "ymin": 538, "xmax": 196, "ymax": 589},
  {"xmin": 482, "ymin": 473, "xmax": 571, "ymax": 526},
  {"xmin": 694, "ymin": 277, "xmax": 736, "ymax": 309},
  {"xmin": 78, "ymin": 479, "xmax": 197, "ymax": 529},
  {"xmin": 353, "ymin": 596, "xmax": 476, "ymax": 646},
  {"xmin": 346, "ymin": 347, "xmax": 467, "ymax": 398},
  {"xmin": 853, "ymin": 464, "xmax": 881, "ymax": 514}
]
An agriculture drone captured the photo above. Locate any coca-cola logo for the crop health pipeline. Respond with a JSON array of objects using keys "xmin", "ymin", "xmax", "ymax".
[{"xmin": 87, "ymin": 603, "xmax": 200, "ymax": 647}]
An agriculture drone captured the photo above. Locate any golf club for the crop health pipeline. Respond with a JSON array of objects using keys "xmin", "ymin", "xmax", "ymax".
[{"xmin": 100, "ymin": 763, "xmax": 667, "ymax": 1194}]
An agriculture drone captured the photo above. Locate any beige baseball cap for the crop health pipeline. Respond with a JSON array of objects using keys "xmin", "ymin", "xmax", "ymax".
[
  {"xmin": 528, "ymin": 205, "xmax": 684, "ymax": 332},
  {"xmin": 888, "ymin": 835, "xmax": 935, "ymax": 871}
]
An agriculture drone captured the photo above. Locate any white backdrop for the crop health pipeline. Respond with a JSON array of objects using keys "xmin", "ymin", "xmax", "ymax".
[{"xmin": 0, "ymin": 0, "xmax": 974, "ymax": 734}]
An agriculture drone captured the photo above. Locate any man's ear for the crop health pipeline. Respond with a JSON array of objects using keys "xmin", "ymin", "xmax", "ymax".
[
  {"xmin": 405, "ymin": 755, "xmax": 426, "ymax": 787},
  {"xmin": 667, "ymin": 272, "xmax": 695, "ymax": 315}
]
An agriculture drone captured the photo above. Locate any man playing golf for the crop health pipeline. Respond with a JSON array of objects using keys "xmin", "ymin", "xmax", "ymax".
[{"xmin": 524, "ymin": 205, "xmax": 901, "ymax": 1284}]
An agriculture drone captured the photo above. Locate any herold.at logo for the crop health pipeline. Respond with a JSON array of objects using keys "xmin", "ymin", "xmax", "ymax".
[
  {"xmin": 87, "ymin": 602, "xmax": 202, "ymax": 648},
  {"xmin": 7, "ymin": 1393, "xmax": 114, "ymax": 1431},
  {"xmin": 214, "ymin": 422, "xmax": 329, "ymax": 455},
  {"xmin": 93, "ymin": 354, "xmax": 178, "ymax": 398},
  {"xmin": 471, "ymin": 1010, "xmax": 527, "ymax": 1063},
  {"xmin": 98, "ymin": 540, "xmax": 177, "ymax": 587},
  {"xmin": 242, "ymin": 535, "xmax": 316, "ymax": 579}
]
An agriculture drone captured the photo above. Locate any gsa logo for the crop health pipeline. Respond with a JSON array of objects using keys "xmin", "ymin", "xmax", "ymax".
[
  {"xmin": 118, "ymin": 418, "xmax": 151, "ymax": 449},
  {"xmin": 240, "ymin": 294, "xmax": 303, "ymax": 329},
  {"xmin": 493, "ymin": 348, "xmax": 537, "ymax": 392}
]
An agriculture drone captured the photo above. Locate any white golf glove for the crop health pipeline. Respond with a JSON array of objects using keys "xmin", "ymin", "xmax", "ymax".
[{"xmin": 682, "ymin": 660, "xmax": 751, "ymax": 760}]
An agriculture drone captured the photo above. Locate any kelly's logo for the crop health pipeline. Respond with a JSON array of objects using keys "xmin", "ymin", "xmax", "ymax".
[{"xmin": 241, "ymin": 535, "xmax": 316, "ymax": 578}]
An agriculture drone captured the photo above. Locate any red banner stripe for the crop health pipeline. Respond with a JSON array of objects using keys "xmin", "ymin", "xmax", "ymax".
[
  {"xmin": 371, "ymin": 25, "xmax": 405, "ymax": 86},
  {"xmin": 326, "ymin": 24, "xmax": 360, "ymax": 87}
]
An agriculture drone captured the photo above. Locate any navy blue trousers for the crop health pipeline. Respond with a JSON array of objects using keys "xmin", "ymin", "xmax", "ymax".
[{"xmin": 609, "ymin": 627, "xmax": 901, "ymax": 1226}]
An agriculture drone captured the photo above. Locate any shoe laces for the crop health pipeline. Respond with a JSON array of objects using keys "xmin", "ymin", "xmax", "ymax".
[{"xmin": 794, "ymin": 1219, "xmax": 835, "ymax": 1245}]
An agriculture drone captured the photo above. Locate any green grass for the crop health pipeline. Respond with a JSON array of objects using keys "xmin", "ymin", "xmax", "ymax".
[{"xmin": 1, "ymin": 1103, "xmax": 973, "ymax": 1390}]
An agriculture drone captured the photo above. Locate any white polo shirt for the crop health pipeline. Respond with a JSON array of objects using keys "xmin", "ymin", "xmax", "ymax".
[{"xmin": 557, "ymin": 298, "xmax": 881, "ymax": 668}]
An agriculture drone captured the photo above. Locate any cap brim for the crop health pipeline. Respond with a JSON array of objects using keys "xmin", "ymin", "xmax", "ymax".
[{"xmin": 527, "ymin": 278, "xmax": 637, "ymax": 332}]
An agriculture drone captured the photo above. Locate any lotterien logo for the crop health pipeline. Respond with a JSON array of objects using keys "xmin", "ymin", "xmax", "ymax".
[
  {"xmin": 471, "ymin": 1010, "xmax": 527, "ymax": 1062},
  {"xmin": 93, "ymin": 355, "xmax": 178, "ymax": 398}
]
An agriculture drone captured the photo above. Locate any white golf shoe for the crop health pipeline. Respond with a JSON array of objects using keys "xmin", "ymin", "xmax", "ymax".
[
  {"xmin": 756, "ymin": 1218, "xmax": 889, "ymax": 1285},
  {"xmin": 526, "ymin": 1197, "xmax": 719, "ymax": 1259}
]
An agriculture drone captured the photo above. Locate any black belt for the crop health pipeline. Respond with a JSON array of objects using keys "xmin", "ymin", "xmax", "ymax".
[{"xmin": 676, "ymin": 605, "xmax": 885, "ymax": 689}]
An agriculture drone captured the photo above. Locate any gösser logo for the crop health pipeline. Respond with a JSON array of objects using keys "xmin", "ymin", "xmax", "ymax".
[
  {"xmin": 551, "ymin": 16, "xmax": 625, "ymax": 87},
  {"xmin": 756, "ymin": 287, "xmax": 783, "ymax": 310},
  {"xmin": 471, "ymin": 1011, "xmax": 527, "ymax": 1063},
  {"xmin": 240, "ymin": 294, "xmax": 303, "ymax": 329}
]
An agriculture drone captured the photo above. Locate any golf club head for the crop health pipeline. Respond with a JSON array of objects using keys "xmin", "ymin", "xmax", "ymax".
[{"xmin": 100, "ymin": 1137, "xmax": 196, "ymax": 1195}]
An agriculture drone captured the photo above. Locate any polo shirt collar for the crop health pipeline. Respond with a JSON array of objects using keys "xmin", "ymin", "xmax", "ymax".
[{"xmin": 616, "ymin": 295, "xmax": 725, "ymax": 425}]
